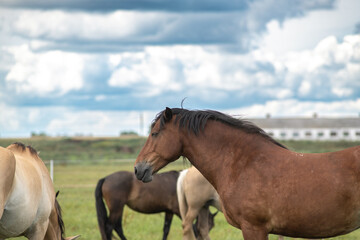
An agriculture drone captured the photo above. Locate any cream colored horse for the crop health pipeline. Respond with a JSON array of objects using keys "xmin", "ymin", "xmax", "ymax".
[
  {"xmin": 0, "ymin": 142, "xmax": 79, "ymax": 240},
  {"xmin": 177, "ymin": 166, "xmax": 222, "ymax": 240}
]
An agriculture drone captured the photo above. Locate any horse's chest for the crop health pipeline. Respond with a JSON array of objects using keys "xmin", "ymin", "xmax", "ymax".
[
  {"xmin": 0, "ymin": 207, "xmax": 36, "ymax": 237},
  {"xmin": 0, "ymin": 183, "xmax": 45, "ymax": 237},
  {"xmin": 219, "ymin": 185, "xmax": 265, "ymax": 228},
  {"xmin": 217, "ymin": 192, "xmax": 244, "ymax": 228}
]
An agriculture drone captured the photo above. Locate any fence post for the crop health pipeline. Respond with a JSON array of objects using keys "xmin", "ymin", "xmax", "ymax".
[{"xmin": 50, "ymin": 159, "xmax": 54, "ymax": 182}]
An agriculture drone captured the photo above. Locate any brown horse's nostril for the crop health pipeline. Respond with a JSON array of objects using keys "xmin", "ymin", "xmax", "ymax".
[{"xmin": 134, "ymin": 167, "xmax": 137, "ymax": 175}]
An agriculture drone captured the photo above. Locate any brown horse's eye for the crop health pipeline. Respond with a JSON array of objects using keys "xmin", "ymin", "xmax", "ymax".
[{"xmin": 151, "ymin": 132, "xmax": 159, "ymax": 137}]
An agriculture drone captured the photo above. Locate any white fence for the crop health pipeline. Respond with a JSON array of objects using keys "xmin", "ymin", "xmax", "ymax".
[{"xmin": 43, "ymin": 158, "xmax": 136, "ymax": 182}]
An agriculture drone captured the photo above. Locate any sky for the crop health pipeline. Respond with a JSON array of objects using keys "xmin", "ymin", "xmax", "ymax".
[{"xmin": 0, "ymin": 0, "xmax": 359, "ymax": 137}]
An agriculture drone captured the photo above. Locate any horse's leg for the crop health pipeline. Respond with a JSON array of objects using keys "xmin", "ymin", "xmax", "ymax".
[
  {"xmin": 105, "ymin": 219, "xmax": 115, "ymax": 240},
  {"xmin": 25, "ymin": 220, "xmax": 48, "ymax": 240},
  {"xmin": 162, "ymin": 212, "xmax": 174, "ymax": 240},
  {"xmin": 112, "ymin": 204, "xmax": 126, "ymax": 240},
  {"xmin": 241, "ymin": 222, "xmax": 268, "ymax": 240},
  {"xmin": 182, "ymin": 207, "xmax": 201, "ymax": 240},
  {"xmin": 196, "ymin": 206, "xmax": 212, "ymax": 240}
]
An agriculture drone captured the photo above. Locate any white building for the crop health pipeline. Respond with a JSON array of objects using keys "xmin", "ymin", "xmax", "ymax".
[{"xmin": 250, "ymin": 116, "xmax": 360, "ymax": 141}]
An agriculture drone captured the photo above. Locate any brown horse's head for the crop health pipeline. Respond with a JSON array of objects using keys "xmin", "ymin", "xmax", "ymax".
[{"xmin": 135, "ymin": 107, "xmax": 183, "ymax": 182}]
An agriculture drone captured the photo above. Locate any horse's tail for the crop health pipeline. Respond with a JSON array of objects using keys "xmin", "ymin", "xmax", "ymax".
[
  {"xmin": 177, "ymin": 169, "xmax": 189, "ymax": 220},
  {"xmin": 95, "ymin": 178, "xmax": 108, "ymax": 240}
]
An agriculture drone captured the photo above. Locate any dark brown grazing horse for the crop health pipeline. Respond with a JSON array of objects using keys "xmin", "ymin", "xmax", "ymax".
[
  {"xmin": 95, "ymin": 170, "xmax": 216, "ymax": 240},
  {"xmin": 134, "ymin": 107, "xmax": 360, "ymax": 240}
]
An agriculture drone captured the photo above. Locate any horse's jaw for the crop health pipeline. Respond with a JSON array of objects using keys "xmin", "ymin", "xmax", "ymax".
[{"xmin": 134, "ymin": 161, "xmax": 153, "ymax": 182}]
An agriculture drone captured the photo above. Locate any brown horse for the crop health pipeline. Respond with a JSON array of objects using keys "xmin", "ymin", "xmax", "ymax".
[
  {"xmin": 0, "ymin": 142, "xmax": 79, "ymax": 240},
  {"xmin": 95, "ymin": 170, "xmax": 215, "ymax": 240},
  {"xmin": 178, "ymin": 166, "xmax": 284, "ymax": 240},
  {"xmin": 134, "ymin": 107, "xmax": 360, "ymax": 240}
]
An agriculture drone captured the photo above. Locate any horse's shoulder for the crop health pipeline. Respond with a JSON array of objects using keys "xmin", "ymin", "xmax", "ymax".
[{"xmin": 0, "ymin": 145, "xmax": 16, "ymax": 159}]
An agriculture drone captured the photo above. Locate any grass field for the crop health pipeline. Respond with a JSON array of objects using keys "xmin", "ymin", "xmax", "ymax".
[
  {"xmin": 3, "ymin": 137, "xmax": 360, "ymax": 239},
  {"xmin": 41, "ymin": 162, "xmax": 360, "ymax": 240}
]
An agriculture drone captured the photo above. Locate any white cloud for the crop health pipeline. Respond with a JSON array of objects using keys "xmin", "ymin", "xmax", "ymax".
[
  {"xmin": 0, "ymin": 104, "xmax": 152, "ymax": 137},
  {"xmin": 263, "ymin": 34, "xmax": 360, "ymax": 98},
  {"xmin": 28, "ymin": 108, "xmax": 41, "ymax": 123},
  {"xmin": 5, "ymin": 44, "xmax": 85, "ymax": 95},
  {"xmin": 107, "ymin": 33, "xmax": 360, "ymax": 101},
  {"xmin": 108, "ymin": 45, "xmax": 286, "ymax": 99},
  {"xmin": 0, "ymin": 103, "xmax": 20, "ymax": 132},
  {"xmin": 2, "ymin": 0, "xmax": 336, "ymax": 51},
  {"xmin": 1, "ymin": 99, "xmax": 359, "ymax": 137},
  {"xmin": 228, "ymin": 98, "xmax": 360, "ymax": 118},
  {"xmin": 299, "ymin": 81, "xmax": 311, "ymax": 96},
  {"xmin": 46, "ymin": 109, "xmax": 157, "ymax": 136},
  {"xmin": 108, "ymin": 46, "xmax": 186, "ymax": 96},
  {"xmin": 95, "ymin": 95, "xmax": 107, "ymax": 102},
  {"xmin": 12, "ymin": 10, "xmax": 172, "ymax": 42},
  {"xmin": 259, "ymin": 0, "xmax": 360, "ymax": 54}
]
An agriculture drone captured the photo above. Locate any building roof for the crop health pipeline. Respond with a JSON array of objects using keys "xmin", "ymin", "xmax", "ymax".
[{"xmin": 249, "ymin": 117, "xmax": 360, "ymax": 129}]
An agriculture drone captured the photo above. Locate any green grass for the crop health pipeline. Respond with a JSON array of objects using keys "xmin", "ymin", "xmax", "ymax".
[
  {"xmin": 11, "ymin": 161, "xmax": 360, "ymax": 240},
  {"xmin": 3, "ymin": 138, "xmax": 360, "ymax": 239},
  {"xmin": 280, "ymin": 140, "xmax": 360, "ymax": 153},
  {"xmin": 56, "ymin": 162, "xmax": 243, "ymax": 240}
]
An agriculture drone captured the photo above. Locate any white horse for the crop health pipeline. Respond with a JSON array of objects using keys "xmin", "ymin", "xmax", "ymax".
[
  {"xmin": 0, "ymin": 142, "xmax": 79, "ymax": 240},
  {"xmin": 177, "ymin": 166, "xmax": 222, "ymax": 240}
]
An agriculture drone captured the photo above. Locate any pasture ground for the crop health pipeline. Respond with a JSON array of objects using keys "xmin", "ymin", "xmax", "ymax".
[
  {"xmin": 12, "ymin": 161, "xmax": 360, "ymax": 240},
  {"xmin": 3, "ymin": 137, "xmax": 360, "ymax": 239}
]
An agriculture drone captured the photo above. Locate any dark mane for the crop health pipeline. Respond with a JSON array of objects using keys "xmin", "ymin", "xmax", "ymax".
[
  {"xmin": 153, "ymin": 108, "xmax": 287, "ymax": 149},
  {"xmin": 8, "ymin": 142, "xmax": 39, "ymax": 157}
]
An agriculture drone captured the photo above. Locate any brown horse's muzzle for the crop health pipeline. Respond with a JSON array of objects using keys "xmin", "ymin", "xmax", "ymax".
[{"xmin": 134, "ymin": 161, "xmax": 153, "ymax": 182}]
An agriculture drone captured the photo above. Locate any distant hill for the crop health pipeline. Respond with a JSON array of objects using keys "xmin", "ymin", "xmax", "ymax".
[{"xmin": 0, "ymin": 136, "xmax": 146, "ymax": 161}]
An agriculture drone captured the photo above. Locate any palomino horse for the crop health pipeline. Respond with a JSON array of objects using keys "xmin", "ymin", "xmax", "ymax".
[
  {"xmin": 134, "ymin": 107, "xmax": 360, "ymax": 240},
  {"xmin": 95, "ymin": 170, "xmax": 216, "ymax": 240},
  {"xmin": 0, "ymin": 142, "xmax": 79, "ymax": 240},
  {"xmin": 177, "ymin": 167, "xmax": 221, "ymax": 240}
]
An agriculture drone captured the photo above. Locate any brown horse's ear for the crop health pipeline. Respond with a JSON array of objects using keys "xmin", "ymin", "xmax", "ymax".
[
  {"xmin": 164, "ymin": 107, "xmax": 173, "ymax": 122},
  {"xmin": 56, "ymin": 191, "xmax": 60, "ymax": 198}
]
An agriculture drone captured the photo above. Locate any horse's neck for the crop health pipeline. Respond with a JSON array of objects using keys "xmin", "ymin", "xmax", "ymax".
[{"xmin": 181, "ymin": 122, "xmax": 274, "ymax": 190}]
